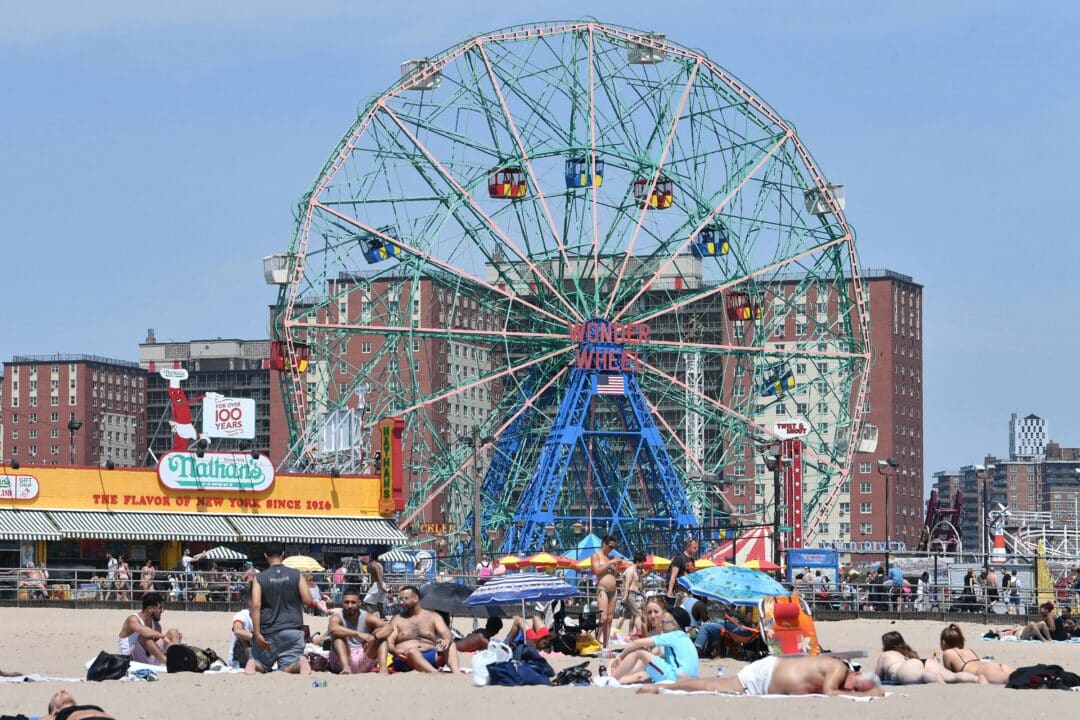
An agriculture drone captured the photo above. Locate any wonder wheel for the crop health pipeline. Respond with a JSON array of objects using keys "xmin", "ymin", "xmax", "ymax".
[{"xmin": 269, "ymin": 21, "xmax": 871, "ymax": 555}]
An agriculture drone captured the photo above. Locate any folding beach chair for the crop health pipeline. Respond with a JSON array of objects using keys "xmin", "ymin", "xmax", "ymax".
[{"xmin": 758, "ymin": 595, "xmax": 821, "ymax": 656}]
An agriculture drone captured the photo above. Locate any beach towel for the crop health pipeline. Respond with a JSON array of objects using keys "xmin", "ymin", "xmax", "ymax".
[
  {"xmin": 658, "ymin": 689, "xmax": 890, "ymax": 700},
  {"xmin": 0, "ymin": 674, "xmax": 84, "ymax": 683}
]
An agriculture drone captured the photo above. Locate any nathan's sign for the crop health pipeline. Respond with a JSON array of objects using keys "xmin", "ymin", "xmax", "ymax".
[
  {"xmin": 158, "ymin": 452, "xmax": 275, "ymax": 492},
  {"xmin": 0, "ymin": 473, "xmax": 39, "ymax": 500}
]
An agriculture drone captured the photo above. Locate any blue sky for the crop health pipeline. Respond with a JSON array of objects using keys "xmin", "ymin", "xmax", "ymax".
[{"xmin": 2, "ymin": 1, "xmax": 1078, "ymax": 484}]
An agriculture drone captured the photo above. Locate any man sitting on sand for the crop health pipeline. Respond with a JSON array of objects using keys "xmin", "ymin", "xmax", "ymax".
[
  {"xmin": 636, "ymin": 655, "xmax": 884, "ymax": 697},
  {"xmin": 329, "ymin": 586, "xmax": 390, "ymax": 674},
  {"xmin": 386, "ymin": 585, "xmax": 460, "ymax": 673},
  {"xmin": 118, "ymin": 591, "xmax": 182, "ymax": 665}
]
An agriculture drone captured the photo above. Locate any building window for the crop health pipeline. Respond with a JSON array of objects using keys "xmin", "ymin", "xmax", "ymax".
[
  {"xmin": 839, "ymin": 522, "xmax": 850, "ymax": 536},
  {"xmin": 412, "ymin": 340, "xmax": 420, "ymax": 352},
  {"xmin": 28, "ymin": 429, "xmax": 37, "ymax": 439},
  {"xmin": 859, "ymin": 461, "xmax": 871, "ymax": 474},
  {"xmin": 10, "ymin": 430, "xmax": 17, "ymax": 440},
  {"xmin": 795, "ymin": 323, "xmax": 807, "ymax": 336},
  {"xmin": 361, "ymin": 341, "xmax": 372, "ymax": 354},
  {"xmin": 50, "ymin": 412, "xmax": 59, "ymax": 422},
  {"xmin": 839, "ymin": 502, "xmax": 849, "ymax": 516},
  {"xmin": 819, "ymin": 522, "xmax": 830, "ymax": 534},
  {"xmin": 10, "ymin": 414, "xmax": 17, "ymax": 423},
  {"xmin": 51, "ymin": 428, "xmax": 59, "ymax": 439},
  {"xmin": 860, "ymin": 522, "xmax": 873, "ymax": 535},
  {"xmin": 860, "ymin": 481, "xmax": 872, "ymax": 493},
  {"xmin": 860, "ymin": 501, "xmax": 872, "ymax": 514}
]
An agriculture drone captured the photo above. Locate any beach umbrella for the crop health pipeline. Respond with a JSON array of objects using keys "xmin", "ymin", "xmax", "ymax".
[
  {"xmin": 498, "ymin": 554, "xmax": 525, "ymax": 570},
  {"xmin": 678, "ymin": 565, "xmax": 788, "ymax": 607},
  {"xmin": 739, "ymin": 558, "xmax": 781, "ymax": 572},
  {"xmin": 575, "ymin": 557, "xmax": 593, "ymax": 571},
  {"xmin": 555, "ymin": 555, "xmax": 578, "ymax": 569},
  {"xmin": 282, "ymin": 555, "xmax": 324, "ymax": 573},
  {"xmin": 524, "ymin": 552, "xmax": 560, "ymax": 572},
  {"xmin": 465, "ymin": 572, "xmax": 579, "ymax": 608},
  {"xmin": 690, "ymin": 559, "xmax": 717, "ymax": 571},
  {"xmin": 195, "ymin": 546, "xmax": 248, "ymax": 562},
  {"xmin": 641, "ymin": 554, "xmax": 671, "ymax": 572},
  {"xmin": 420, "ymin": 582, "xmax": 506, "ymax": 618}
]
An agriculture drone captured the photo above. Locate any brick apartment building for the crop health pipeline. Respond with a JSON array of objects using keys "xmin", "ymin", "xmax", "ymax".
[
  {"xmin": 721, "ymin": 268, "xmax": 924, "ymax": 554},
  {"xmin": 2, "ymin": 354, "xmax": 147, "ymax": 467}
]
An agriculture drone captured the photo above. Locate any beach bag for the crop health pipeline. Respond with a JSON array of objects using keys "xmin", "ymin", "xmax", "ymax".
[
  {"xmin": 1006, "ymin": 664, "xmax": 1080, "ymax": 690},
  {"xmin": 553, "ymin": 661, "xmax": 593, "ymax": 686},
  {"xmin": 166, "ymin": 644, "xmax": 219, "ymax": 673},
  {"xmin": 471, "ymin": 640, "xmax": 511, "ymax": 686},
  {"xmin": 575, "ymin": 634, "xmax": 602, "ymax": 655},
  {"xmin": 486, "ymin": 660, "xmax": 552, "ymax": 686},
  {"xmin": 306, "ymin": 652, "xmax": 330, "ymax": 672},
  {"xmin": 86, "ymin": 651, "xmax": 131, "ymax": 681}
]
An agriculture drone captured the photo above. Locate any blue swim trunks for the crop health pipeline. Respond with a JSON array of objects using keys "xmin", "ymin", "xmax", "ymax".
[{"xmin": 391, "ymin": 648, "xmax": 438, "ymax": 672}]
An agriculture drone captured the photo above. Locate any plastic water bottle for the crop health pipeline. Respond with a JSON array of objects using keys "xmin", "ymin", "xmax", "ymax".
[{"xmin": 598, "ymin": 665, "xmax": 608, "ymax": 677}]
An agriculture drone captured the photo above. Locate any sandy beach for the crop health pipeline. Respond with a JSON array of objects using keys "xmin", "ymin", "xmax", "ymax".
[{"xmin": 2, "ymin": 607, "xmax": 1079, "ymax": 719}]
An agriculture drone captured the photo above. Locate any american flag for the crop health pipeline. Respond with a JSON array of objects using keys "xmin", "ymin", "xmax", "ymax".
[{"xmin": 595, "ymin": 374, "xmax": 625, "ymax": 395}]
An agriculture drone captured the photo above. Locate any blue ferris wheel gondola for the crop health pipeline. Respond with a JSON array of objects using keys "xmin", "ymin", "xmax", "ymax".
[{"xmin": 361, "ymin": 226, "xmax": 403, "ymax": 264}]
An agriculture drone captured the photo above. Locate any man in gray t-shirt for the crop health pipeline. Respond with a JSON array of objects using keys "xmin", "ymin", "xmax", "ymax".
[{"xmin": 247, "ymin": 543, "xmax": 315, "ymax": 674}]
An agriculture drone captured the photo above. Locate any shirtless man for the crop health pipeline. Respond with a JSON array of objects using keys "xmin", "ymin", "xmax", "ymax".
[
  {"xmin": 329, "ymin": 586, "xmax": 390, "ymax": 674},
  {"xmin": 19, "ymin": 561, "xmax": 48, "ymax": 599},
  {"xmin": 118, "ymin": 591, "xmax": 182, "ymax": 665},
  {"xmin": 386, "ymin": 585, "xmax": 460, "ymax": 673},
  {"xmin": 619, "ymin": 551, "xmax": 646, "ymax": 637},
  {"xmin": 591, "ymin": 535, "xmax": 620, "ymax": 647},
  {"xmin": 636, "ymin": 655, "xmax": 884, "ymax": 697}
]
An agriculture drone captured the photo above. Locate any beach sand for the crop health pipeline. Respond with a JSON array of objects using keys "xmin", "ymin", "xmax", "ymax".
[{"xmin": 2, "ymin": 607, "xmax": 1079, "ymax": 719}]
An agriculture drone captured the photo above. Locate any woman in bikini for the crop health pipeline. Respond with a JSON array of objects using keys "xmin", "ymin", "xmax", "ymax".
[
  {"xmin": 939, "ymin": 623, "xmax": 1014, "ymax": 684},
  {"xmin": 874, "ymin": 631, "xmax": 980, "ymax": 684},
  {"xmin": 591, "ymin": 535, "xmax": 620, "ymax": 647}
]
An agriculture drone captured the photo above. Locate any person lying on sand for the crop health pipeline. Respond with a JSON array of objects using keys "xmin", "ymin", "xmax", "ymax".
[
  {"xmin": 939, "ymin": 623, "xmax": 1014, "ymax": 684},
  {"xmin": 18, "ymin": 690, "xmax": 117, "ymax": 720},
  {"xmin": 874, "ymin": 631, "xmax": 981, "ymax": 684},
  {"xmin": 635, "ymin": 655, "xmax": 883, "ymax": 697}
]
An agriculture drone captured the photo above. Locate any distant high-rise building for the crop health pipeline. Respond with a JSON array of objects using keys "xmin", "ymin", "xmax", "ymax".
[
  {"xmin": 1009, "ymin": 412, "xmax": 1047, "ymax": 460},
  {"xmin": 2, "ymin": 354, "xmax": 147, "ymax": 467},
  {"xmin": 138, "ymin": 332, "xmax": 271, "ymax": 462}
]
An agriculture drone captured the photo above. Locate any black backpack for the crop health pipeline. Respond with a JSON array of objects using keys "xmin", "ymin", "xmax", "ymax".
[
  {"xmin": 1006, "ymin": 663, "xmax": 1080, "ymax": 690},
  {"xmin": 166, "ymin": 644, "xmax": 220, "ymax": 673}
]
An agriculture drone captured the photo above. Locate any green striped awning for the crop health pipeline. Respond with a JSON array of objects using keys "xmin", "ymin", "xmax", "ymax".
[
  {"xmin": 46, "ymin": 511, "xmax": 239, "ymax": 542},
  {"xmin": 0, "ymin": 510, "xmax": 61, "ymax": 541},
  {"xmin": 229, "ymin": 515, "xmax": 407, "ymax": 544}
]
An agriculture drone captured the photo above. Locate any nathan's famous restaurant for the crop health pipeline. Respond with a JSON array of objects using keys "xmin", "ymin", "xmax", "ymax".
[{"xmin": 0, "ymin": 419, "xmax": 407, "ymax": 587}]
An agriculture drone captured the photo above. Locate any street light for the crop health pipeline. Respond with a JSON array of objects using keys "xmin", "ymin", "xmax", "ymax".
[
  {"xmin": 763, "ymin": 448, "xmax": 791, "ymax": 567},
  {"xmin": 974, "ymin": 463, "xmax": 996, "ymax": 566},
  {"xmin": 66, "ymin": 418, "xmax": 83, "ymax": 467},
  {"xmin": 876, "ymin": 457, "xmax": 899, "ymax": 573}
]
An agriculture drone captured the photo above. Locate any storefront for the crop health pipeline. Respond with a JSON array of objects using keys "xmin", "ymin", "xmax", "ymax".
[{"xmin": 0, "ymin": 420, "xmax": 407, "ymax": 574}]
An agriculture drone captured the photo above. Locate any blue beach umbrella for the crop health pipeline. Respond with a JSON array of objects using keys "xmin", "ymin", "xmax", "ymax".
[
  {"xmin": 678, "ymin": 565, "xmax": 788, "ymax": 607},
  {"xmin": 465, "ymin": 571, "xmax": 579, "ymax": 607}
]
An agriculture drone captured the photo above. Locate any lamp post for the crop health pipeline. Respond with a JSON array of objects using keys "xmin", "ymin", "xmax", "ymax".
[
  {"xmin": 67, "ymin": 418, "xmax": 83, "ymax": 467},
  {"xmin": 974, "ymin": 464, "xmax": 995, "ymax": 567},
  {"xmin": 876, "ymin": 457, "xmax": 899, "ymax": 573},
  {"xmin": 763, "ymin": 448, "xmax": 789, "ymax": 568}
]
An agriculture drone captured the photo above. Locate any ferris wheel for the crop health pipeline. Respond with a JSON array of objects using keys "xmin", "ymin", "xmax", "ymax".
[{"xmin": 269, "ymin": 21, "xmax": 871, "ymax": 553}]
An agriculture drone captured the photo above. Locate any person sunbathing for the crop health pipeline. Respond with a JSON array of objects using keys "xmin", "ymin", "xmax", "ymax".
[
  {"xmin": 636, "ymin": 654, "xmax": 883, "ymax": 696},
  {"xmin": 32, "ymin": 690, "xmax": 116, "ymax": 720},
  {"xmin": 939, "ymin": 623, "xmax": 1014, "ymax": 684},
  {"xmin": 386, "ymin": 585, "xmax": 460, "ymax": 673},
  {"xmin": 874, "ymin": 631, "xmax": 981, "ymax": 684},
  {"xmin": 456, "ymin": 617, "xmax": 504, "ymax": 653}
]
